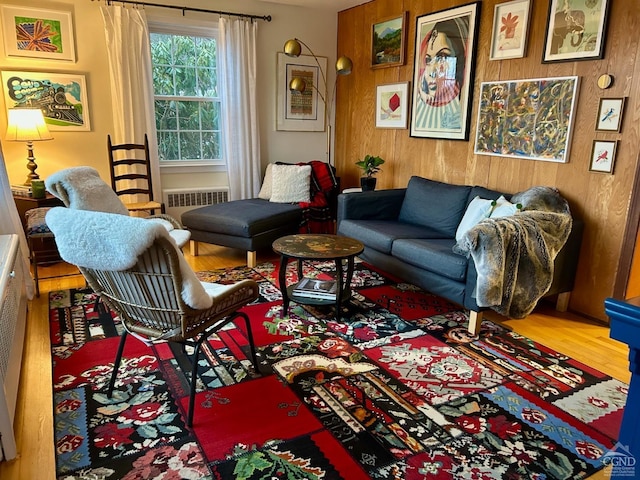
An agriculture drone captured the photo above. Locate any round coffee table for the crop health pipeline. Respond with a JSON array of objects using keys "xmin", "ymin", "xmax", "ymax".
[{"xmin": 272, "ymin": 234, "xmax": 364, "ymax": 320}]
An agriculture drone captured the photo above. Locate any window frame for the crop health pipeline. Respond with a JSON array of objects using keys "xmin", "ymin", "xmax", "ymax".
[{"xmin": 148, "ymin": 21, "xmax": 226, "ymax": 173}]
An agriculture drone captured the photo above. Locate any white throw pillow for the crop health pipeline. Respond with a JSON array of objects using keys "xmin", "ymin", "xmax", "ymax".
[
  {"xmin": 269, "ymin": 164, "xmax": 312, "ymax": 203},
  {"xmin": 258, "ymin": 163, "xmax": 274, "ymax": 200},
  {"xmin": 490, "ymin": 195, "xmax": 519, "ymax": 218},
  {"xmin": 455, "ymin": 196, "xmax": 493, "ymax": 241}
]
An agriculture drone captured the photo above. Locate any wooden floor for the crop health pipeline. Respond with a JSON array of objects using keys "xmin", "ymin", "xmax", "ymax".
[{"xmin": 0, "ymin": 243, "xmax": 630, "ymax": 479}]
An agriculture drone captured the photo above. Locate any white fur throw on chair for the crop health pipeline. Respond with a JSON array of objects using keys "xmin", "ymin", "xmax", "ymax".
[
  {"xmin": 45, "ymin": 207, "xmax": 218, "ymax": 310},
  {"xmin": 46, "ymin": 166, "xmax": 130, "ymax": 215}
]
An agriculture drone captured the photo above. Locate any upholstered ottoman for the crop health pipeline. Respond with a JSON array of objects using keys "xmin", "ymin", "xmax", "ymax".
[{"xmin": 181, "ymin": 199, "xmax": 303, "ymax": 267}]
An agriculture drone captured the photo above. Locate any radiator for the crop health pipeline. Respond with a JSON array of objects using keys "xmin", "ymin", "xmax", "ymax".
[
  {"xmin": 162, "ymin": 187, "xmax": 229, "ymax": 219},
  {"xmin": 0, "ymin": 234, "xmax": 27, "ymax": 461}
]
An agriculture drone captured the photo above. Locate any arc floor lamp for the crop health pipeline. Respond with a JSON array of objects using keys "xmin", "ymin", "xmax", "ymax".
[{"xmin": 283, "ymin": 38, "xmax": 353, "ymax": 166}]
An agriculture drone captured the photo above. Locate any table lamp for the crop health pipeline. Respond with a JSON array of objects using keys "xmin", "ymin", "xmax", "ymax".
[{"xmin": 5, "ymin": 108, "xmax": 53, "ymax": 185}]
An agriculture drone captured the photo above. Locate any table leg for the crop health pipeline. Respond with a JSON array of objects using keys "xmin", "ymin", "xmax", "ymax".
[
  {"xmin": 278, "ymin": 255, "xmax": 290, "ymax": 317},
  {"xmin": 335, "ymin": 259, "xmax": 344, "ymax": 321}
]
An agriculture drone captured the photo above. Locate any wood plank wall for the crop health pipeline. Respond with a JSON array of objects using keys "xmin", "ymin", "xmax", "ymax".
[{"xmin": 335, "ymin": 0, "xmax": 640, "ymax": 322}]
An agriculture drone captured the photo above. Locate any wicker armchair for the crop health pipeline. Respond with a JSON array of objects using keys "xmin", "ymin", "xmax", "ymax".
[{"xmin": 45, "ymin": 207, "xmax": 259, "ymax": 427}]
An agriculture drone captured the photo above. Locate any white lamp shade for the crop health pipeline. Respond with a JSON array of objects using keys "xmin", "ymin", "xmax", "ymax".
[{"xmin": 5, "ymin": 108, "xmax": 53, "ymax": 142}]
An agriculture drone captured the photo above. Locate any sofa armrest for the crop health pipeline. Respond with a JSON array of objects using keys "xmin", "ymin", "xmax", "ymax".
[{"xmin": 337, "ymin": 188, "xmax": 406, "ymax": 225}]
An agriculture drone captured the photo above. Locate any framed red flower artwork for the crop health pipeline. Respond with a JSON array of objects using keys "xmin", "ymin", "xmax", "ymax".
[{"xmin": 489, "ymin": 0, "xmax": 531, "ymax": 60}]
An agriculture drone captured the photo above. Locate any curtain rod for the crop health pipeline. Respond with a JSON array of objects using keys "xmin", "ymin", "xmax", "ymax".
[{"xmin": 104, "ymin": 0, "xmax": 272, "ymax": 22}]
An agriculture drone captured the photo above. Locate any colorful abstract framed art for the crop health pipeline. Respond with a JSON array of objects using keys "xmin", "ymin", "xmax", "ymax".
[
  {"xmin": 1, "ymin": 5, "xmax": 76, "ymax": 61},
  {"xmin": 542, "ymin": 0, "xmax": 610, "ymax": 63},
  {"xmin": 474, "ymin": 76, "xmax": 580, "ymax": 163},
  {"xmin": 2, "ymin": 71, "xmax": 90, "ymax": 131},
  {"xmin": 375, "ymin": 82, "xmax": 410, "ymax": 129},
  {"xmin": 589, "ymin": 140, "xmax": 617, "ymax": 174},
  {"xmin": 410, "ymin": 2, "xmax": 481, "ymax": 140},
  {"xmin": 489, "ymin": 0, "xmax": 531, "ymax": 60}
]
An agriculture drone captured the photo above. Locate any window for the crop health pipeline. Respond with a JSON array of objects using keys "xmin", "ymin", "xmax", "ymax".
[{"xmin": 149, "ymin": 24, "xmax": 222, "ymax": 168}]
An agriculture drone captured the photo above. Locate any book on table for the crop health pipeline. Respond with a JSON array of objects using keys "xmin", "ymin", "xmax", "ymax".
[{"xmin": 293, "ymin": 277, "xmax": 337, "ymax": 300}]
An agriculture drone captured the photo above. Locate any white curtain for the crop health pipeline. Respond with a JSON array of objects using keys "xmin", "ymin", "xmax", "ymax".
[
  {"xmin": 218, "ymin": 18, "xmax": 261, "ymax": 200},
  {"xmin": 0, "ymin": 141, "xmax": 35, "ymax": 300},
  {"xmin": 100, "ymin": 5, "xmax": 161, "ymax": 202}
]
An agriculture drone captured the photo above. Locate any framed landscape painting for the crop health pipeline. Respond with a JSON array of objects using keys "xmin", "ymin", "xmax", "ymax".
[
  {"xmin": 2, "ymin": 71, "xmax": 90, "ymax": 131},
  {"xmin": 543, "ymin": 0, "xmax": 610, "ymax": 63},
  {"xmin": 474, "ymin": 76, "xmax": 580, "ymax": 163},
  {"xmin": 371, "ymin": 12, "xmax": 407, "ymax": 69},
  {"xmin": 410, "ymin": 2, "xmax": 481, "ymax": 140},
  {"xmin": 1, "ymin": 5, "xmax": 75, "ymax": 61}
]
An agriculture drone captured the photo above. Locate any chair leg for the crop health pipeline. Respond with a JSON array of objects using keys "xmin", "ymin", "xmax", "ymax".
[
  {"xmin": 187, "ymin": 338, "xmax": 206, "ymax": 428},
  {"xmin": 238, "ymin": 311, "xmax": 258, "ymax": 370},
  {"xmin": 107, "ymin": 332, "xmax": 128, "ymax": 397}
]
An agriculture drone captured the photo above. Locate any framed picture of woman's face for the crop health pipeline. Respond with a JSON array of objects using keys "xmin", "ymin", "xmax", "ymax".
[{"xmin": 410, "ymin": 2, "xmax": 481, "ymax": 140}]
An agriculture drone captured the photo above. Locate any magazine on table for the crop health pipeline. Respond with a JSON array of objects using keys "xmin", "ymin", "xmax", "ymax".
[{"xmin": 293, "ymin": 277, "xmax": 337, "ymax": 300}]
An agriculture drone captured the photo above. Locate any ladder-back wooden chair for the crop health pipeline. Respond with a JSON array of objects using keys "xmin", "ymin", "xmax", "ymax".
[
  {"xmin": 45, "ymin": 207, "xmax": 259, "ymax": 427},
  {"xmin": 107, "ymin": 134, "xmax": 165, "ymax": 214}
]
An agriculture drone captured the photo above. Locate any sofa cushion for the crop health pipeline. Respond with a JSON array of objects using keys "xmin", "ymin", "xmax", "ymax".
[
  {"xmin": 338, "ymin": 219, "xmax": 448, "ymax": 254},
  {"xmin": 455, "ymin": 196, "xmax": 493, "ymax": 242},
  {"xmin": 467, "ymin": 186, "xmax": 507, "ymax": 205},
  {"xmin": 490, "ymin": 195, "xmax": 520, "ymax": 218},
  {"xmin": 398, "ymin": 176, "xmax": 471, "ymax": 237},
  {"xmin": 181, "ymin": 199, "xmax": 301, "ymax": 238},
  {"xmin": 392, "ymin": 238, "xmax": 468, "ymax": 281},
  {"xmin": 258, "ymin": 163, "xmax": 274, "ymax": 200},
  {"xmin": 270, "ymin": 164, "xmax": 311, "ymax": 203}
]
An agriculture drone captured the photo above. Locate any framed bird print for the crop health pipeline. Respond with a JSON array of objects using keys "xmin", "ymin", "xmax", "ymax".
[{"xmin": 595, "ymin": 97, "xmax": 624, "ymax": 132}]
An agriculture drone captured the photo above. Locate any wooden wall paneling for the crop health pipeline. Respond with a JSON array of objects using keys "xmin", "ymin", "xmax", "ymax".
[{"xmin": 336, "ymin": 0, "xmax": 639, "ymax": 321}]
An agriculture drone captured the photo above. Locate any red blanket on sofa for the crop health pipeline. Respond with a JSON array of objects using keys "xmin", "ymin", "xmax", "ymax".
[{"xmin": 298, "ymin": 160, "xmax": 339, "ymax": 234}]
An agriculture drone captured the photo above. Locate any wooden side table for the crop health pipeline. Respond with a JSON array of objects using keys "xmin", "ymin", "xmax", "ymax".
[{"xmin": 272, "ymin": 234, "xmax": 364, "ymax": 321}]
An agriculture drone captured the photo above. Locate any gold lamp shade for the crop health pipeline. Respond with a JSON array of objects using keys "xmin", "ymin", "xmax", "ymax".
[
  {"xmin": 283, "ymin": 38, "xmax": 302, "ymax": 57},
  {"xmin": 289, "ymin": 77, "xmax": 306, "ymax": 93},
  {"xmin": 336, "ymin": 56, "xmax": 353, "ymax": 75}
]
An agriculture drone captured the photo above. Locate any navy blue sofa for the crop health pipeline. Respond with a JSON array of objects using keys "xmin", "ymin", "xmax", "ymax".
[{"xmin": 337, "ymin": 176, "xmax": 583, "ymax": 334}]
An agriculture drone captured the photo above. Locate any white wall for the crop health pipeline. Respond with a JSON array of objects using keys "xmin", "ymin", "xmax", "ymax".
[{"xmin": 0, "ymin": 0, "xmax": 338, "ymax": 190}]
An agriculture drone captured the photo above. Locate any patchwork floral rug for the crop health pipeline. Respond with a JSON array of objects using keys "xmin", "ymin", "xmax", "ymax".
[{"xmin": 49, "ymin": 260, "xmax": 627, "ymax": 479}]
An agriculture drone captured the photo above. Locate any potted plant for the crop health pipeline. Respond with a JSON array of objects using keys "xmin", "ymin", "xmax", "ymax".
[{"xmin": 355, "ymin": 154, "xmax": 385, "ymax": 191}]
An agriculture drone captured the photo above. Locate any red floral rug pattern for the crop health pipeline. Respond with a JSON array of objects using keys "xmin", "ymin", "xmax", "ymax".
[{"xmin": 49, "ymin": 260, "xmax": 627, "ymax": 479}]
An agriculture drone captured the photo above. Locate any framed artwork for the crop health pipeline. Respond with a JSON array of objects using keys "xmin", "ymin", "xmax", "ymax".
[
  {"xmin": 371, "ymin": 12, "xmax": 408, "ymax": 69},
  {"xmin": 1, "ymin": 5, "xmax": 75, "ymax": 61},
  {"xmin": 589, "ymin": 140, "xmax": 617, "ymax": 173},
  {"xmin": 474, "ymin": 76, "xmax": 580, "ymax": 163},
  {"xmin": 542, "ymin": 0, "xmax": 610, "ymax": 63},
  {"xmin": 276, "ymin": 52, "xmax": 327, "ymax": 132},
  {"xmin": 410, "ymin": 2, "xmax": 481, "ymax": 140},
  {"xmin": 596, "ymin": 97, "xmax": 625, "ymax": 132},
  {"xmin": 376, "ymin": 82, "xmax": 410, "ymax": 129},
  {"xmin": 2, "ymin": 71, "xmax": 90, "ymax": 131},
  {"xmin": 490, "ymin": 0, "xmax": 531, "ymax": 60}
]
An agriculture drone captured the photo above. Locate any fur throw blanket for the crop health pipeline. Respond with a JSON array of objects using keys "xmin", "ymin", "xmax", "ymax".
[
  {"xmin": 45, "ymin": 207, "xmax": 213, "ymax": 310},
  {"xmin": 45, "ymin": 166, "xmax": 130, "ymax": 215},
  {"xmin": 454, "ymin": 186, "xmax": 573, "ymax": 319}
]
